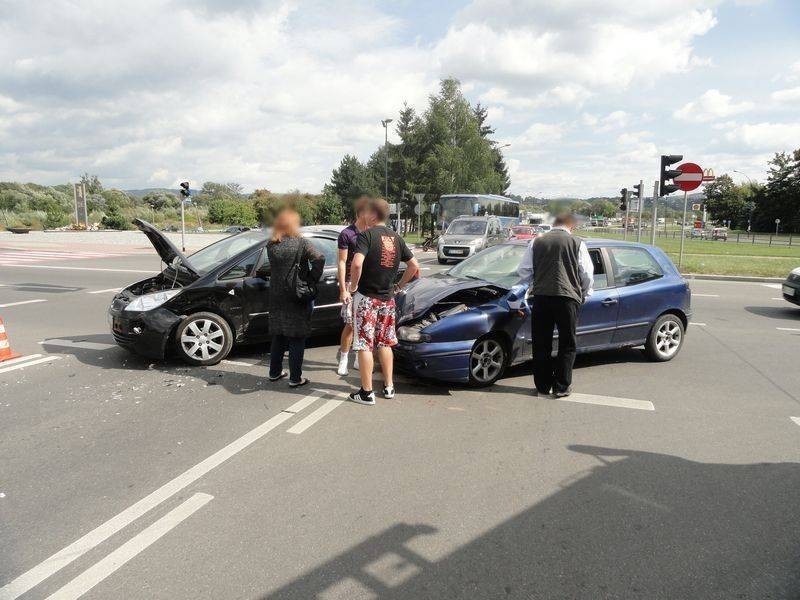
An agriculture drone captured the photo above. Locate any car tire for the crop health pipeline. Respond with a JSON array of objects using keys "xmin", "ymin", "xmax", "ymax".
[
  {"xmin": 438, "ymin": 257, "xmax": 448, "ymax": 265},
  {"xmin": 175, "ymin": 311, "xmax": 233, "ymax": 366},
  {"xmin": 468, "ymin": 335, "xmax": 507, "ymax": 387},
  {"xmin": 643, "ymin": 313, "xmax": 684, "ymax": 362}
]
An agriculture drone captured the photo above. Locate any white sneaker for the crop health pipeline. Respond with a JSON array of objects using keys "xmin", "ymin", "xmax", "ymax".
[
  {"xmin": 337, "ymin": 351, "xmax": 349, "ymax": 376},
  {"xmin": 353, "ymin": 354, "xmax": 359, "ymax": 371},
  {"xmin": 383, "ymin": 386, "xmax": 395, "ymax": 399}
]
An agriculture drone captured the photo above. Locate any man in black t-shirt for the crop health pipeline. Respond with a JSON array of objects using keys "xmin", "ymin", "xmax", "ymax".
[{"xmin": 347, "ymin": 198, "xmax": 420, "ymax": 405}]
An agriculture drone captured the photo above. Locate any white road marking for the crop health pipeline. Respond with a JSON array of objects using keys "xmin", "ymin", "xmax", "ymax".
[
  {"xmin": 0, "ymin": 354, "xmax": 42, "ymax": 367},
  {"xmin": 791, "ymin": 417, "xmax": 800, "ymax": 427},
  {"xmin": 86, "ymin": 288, "xmax": 121, "ymax": 294},
  {"xmin": 0, "ymin": 394, "xmax": 317, "ymax": 600},
  {"xmin": 39, "ymin": 339, "xmax": 115, "ymax": 351},
  {"xmin": 287, "ymin": 399, "xmax": 344, "ymax": 434},
  {"xmin": 0, "ymin": 265, "xmax": 155, "ymax": 273},
  {"xmin": 44, "ymin": 493, "xmax": 213, "ymax": 600},
  {"xmin": 603, "ymin": 484, "xmax": 670, "ymax": 511},
  {"xmin": 220, "ymin": 359, "xmax": 256, "ymax": 367},
  {"xmin": 555, "ymin": 392, "xmax": 654, "ymax": 411},
  {"xmin": 690, "ymin": 322, "xmax": 707, "ymax": 327},
  {"xmin": 0, "ymin": 356, "xmax": 61, "ymax": 375},
  {"xmin": 776, "ymin": 327, "xmax": 800, "ymax": 332},
  {"xmin": 772, "ymin": 297, "xmax": 784, "ymax": 301},
  {"xmin": 282, "ymin": 392, "xmax": 324, "ymax": 414},
  {"xmin": 0, "ymin": 299, "xmax": 47, "ymax": 308},
  {"xmin": 692, "ymin": 293, "xmax": 719, "ymax": 297},
  {"xmin": 761, "ymin": 283, "xmax": 782, "ymax": 289}
]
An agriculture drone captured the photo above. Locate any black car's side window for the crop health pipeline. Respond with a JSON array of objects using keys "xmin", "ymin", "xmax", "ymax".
[
  {"xmin": 308, "ymin": 237, "xmax": 338, "ymax": 267},
  {"xmin": 608, "ymin": 247, "xmax": 663, "ymax": 286},
  {"xmin": 219, "ymin": 250, "xmax": 259, "ymax": 280},
  {"xmin": 589, "ymin": 249, "xmax": 609, "ymax": 289}
]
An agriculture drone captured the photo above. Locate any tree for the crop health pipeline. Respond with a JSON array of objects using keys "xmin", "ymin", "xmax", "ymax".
[
  {"xmin": 314, "ymin": 188, "xmax": 345, "ymax": 224},
  {"xmin": 754, "ymin": 149, "xmax": 800, "ymax": 232},
  {"xmin": 80, "ymin": 173, "xmax": 103, "ymax": 195},
  {"xmin": 330, "ymin": 155, "xmax": 377, "ymax": 218},
  {"xmin": 703, "ymin": 174, "xmax": 749, "ymax": 228}
]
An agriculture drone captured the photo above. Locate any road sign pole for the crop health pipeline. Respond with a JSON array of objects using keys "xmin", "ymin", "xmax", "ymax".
[
  {"xmin": 678, "ymin": 190, "xmax": 688, "ymax": 268},
  {"xmin": 636, "ymin": 179, "xmax": 644, "ymax": 243},
  {"xmin": 650, "ymin": 180, "xmax": 659, "ymax": 245},
  {"xmin": 180, "ymin": 200, "xmax": 186, "ymax": 252},
  {"xmin": 623, "ymin": 190, "xmax": 631, "ymax": 240}
]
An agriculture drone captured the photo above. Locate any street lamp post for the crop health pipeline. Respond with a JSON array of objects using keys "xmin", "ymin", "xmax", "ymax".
[{"xmin": 381, "ymin": 119, "xmax": 392, "ymax": 199}]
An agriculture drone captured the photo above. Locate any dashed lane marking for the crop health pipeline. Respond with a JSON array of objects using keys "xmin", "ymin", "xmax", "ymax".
[
  {"xmin": 0, "ymin": 354, "xmax": 43, "ymax": 367},
  {"xmin": 791, "ymin": 417, "xmax": 800, "ymax": 427},
  {"xmin": 776, "ymin": 327, "xmax": 800, "ymax": 332},
  {"xmin": 0, "ymin": 355, "xmax": 61, "ymax": 375},
  {"xmin": 0, "ymin": 392, "xmax": 320, "ymax": 600},
  {"xmin": 692, "ymin": 293, "xmax": 719, "ymax": 297},
  {"xmin": 220, "ymin": 359, "xmax": 256, "ymax": 367},
  {"xmin": 555, "ymin": 392, "xmax": 654, "ymax": 411},
  {"xmin": 287, "ymin": 399, "xmax": 344, "ymax": 434},
  {"xmin": 0, "ymin": 299, "xmax": 47, "ymax": 308},
  {"xmin": 761, "ymin": 283, "xmax": 782, "ymax": 289},
  {"xmin": 44, "ymin": 493, "xmax": 213, "ymax": 600},
  {"xmin": 39, "ymin": 339, "xmax": 115, "ymax": 351},
  {"xmin": 86, "ymin": 288, "xmax": 122, "ymax": 294},
  {"xmin": 690, "ymin": 322, "xmax": 707, "ymax": 327}
]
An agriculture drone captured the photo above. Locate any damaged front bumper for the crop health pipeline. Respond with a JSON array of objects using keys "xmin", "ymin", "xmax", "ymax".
[
  {"xmin": 393, "ymin": 339, "xmax": 474, "ymax": 383},
  {"xmin": 108, "ymin": 300, "xmax": 182, "ymax": 359}
]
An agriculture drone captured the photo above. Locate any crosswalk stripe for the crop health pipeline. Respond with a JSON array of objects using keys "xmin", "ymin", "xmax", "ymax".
[
  {"xmin": 0, "ymin": 355, "xmax": 61, "ymax": 374},
  {"xmin": 555, "ymin": 392, "xmax": 654, "ymax": 411}
]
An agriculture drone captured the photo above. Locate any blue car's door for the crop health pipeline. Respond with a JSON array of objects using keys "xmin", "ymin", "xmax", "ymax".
[
  {"xmin": 607, "ymin": 246, "xmax": 667, "ymax": 345},
  {"xmin": 576, "ymin": 248, "xmax": 619, "ymax": 349}
]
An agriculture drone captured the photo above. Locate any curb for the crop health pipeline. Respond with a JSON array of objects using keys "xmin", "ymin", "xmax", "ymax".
[{"xmin": 684, "ymin": 273, "xmax": 785, "ymax": 283}]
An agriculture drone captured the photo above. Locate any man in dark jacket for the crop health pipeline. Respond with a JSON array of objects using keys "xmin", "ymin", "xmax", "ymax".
[{"xmin": 517, "ymin": 213, "xmax": 594, "ymax": 397}]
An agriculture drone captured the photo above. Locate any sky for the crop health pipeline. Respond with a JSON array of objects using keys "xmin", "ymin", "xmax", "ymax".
[{"xmin": 0, "ymin": 0, "xmax": 798, "ymax": 198}]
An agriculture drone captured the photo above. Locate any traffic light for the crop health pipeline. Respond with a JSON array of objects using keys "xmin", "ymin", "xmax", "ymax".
[
  {"xmin": 631, "ymin": 182, "xmax": 643, "ymax": 200},
  {"xmin": 619, "ymin": 188, "xmax": 627, "ymax": 211},
  {"xmin": 660, "ymin": 155, "xmax": 683, "ymax": 196},
  {"xmin": 179, "ymin": 181, "xmax": 190, "ymax": 198}
]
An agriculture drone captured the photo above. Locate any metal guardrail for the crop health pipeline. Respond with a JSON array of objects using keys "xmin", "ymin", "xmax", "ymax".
[{"xmin": 591, "ymin": 228, "xmax": 795, "ymax": 246}]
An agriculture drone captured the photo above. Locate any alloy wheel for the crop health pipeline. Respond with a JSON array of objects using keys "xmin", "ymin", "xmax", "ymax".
[
  {"xmin": 180, "ymin": 319, "xmax": 225, "ymax": 361},
  {"xmin": 470, "ymin": 338, "xmax": 505, "ymax": 384},
  {"xmin": 655, "ymin": 319, "xmax": 682, "ymax": 358}
]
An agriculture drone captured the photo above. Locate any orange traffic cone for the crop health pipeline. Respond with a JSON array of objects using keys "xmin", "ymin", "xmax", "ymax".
[{"xmin": 0, "ymin": 317, "xmax": 22, "ymax": 362}]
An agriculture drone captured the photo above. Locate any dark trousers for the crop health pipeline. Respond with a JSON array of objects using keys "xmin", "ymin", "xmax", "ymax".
[
  {"xmin": 531, "ymin": 295, "xmax": 580, "ymax": 394},
  {"xmin": 268, "ymin": 335, "xmax": 306, "ymax": 382}
]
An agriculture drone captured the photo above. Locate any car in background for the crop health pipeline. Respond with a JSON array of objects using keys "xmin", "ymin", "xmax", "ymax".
[
  {"xmin": 535, "ymin": 224, "xmax": 553, "ymax": 234},
  {"xmin": 509, "ymin": 225, "xmax": 537, "ymax": 240},
  {"xmin": 782, "ymin": 267, "xmax": 800, "ymax": 306},
  {"xmin": 437, "ymin": 215, "xmax": 506, "ymax": 264},
  {"xmin": 711, "ymin": 227, "xmax": 728, "ymax": 241},
  {"xmin": 225, "ymin": 225, "xmax": 251, "ymax": 234},
  {"xmin": 689, "ymin": 228, "xmax": 707, "ymax": 239},
  {"xmin": 109, "ymin": 220, "xmax": 351, "ymax": 366},
  {"xmin": 394, "ymin": 239, "xmax": 691, "ymax": 386}
]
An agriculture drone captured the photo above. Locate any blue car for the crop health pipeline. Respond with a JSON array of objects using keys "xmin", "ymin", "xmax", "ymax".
[{"xmin": 394, "ymin": 239, "xmax": 692, "ymax": 386}]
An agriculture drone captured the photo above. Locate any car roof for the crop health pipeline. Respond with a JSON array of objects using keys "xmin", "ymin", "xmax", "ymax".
[
  {"xmin": 501, "ymin": 237, "xmax": 656, "ymax": 250},
  {"xmin": 452, "ymin": 215, "xmax": 494, "ymax": 221}
]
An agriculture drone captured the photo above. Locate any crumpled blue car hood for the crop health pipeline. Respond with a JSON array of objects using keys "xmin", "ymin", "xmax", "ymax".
[{"xmin": 396, "ymin": 273, "xmax": 508, "ymax": 324}]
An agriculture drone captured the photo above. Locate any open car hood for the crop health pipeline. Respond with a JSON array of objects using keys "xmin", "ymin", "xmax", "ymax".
[
  {"xmin": 396, "ymin": 273, "xmax": 507, "ymax": 323},
  {"xmin": 134, "ymin": 218, "xmax": 198, "ymax": 277}
]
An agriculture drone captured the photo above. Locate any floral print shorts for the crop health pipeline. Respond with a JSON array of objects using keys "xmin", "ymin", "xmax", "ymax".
[{"xmin": 352, "ymin": 293, "xmax": 398, "ymax": 352}]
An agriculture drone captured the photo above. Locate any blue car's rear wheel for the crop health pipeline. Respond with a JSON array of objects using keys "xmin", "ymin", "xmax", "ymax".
[{"xmin": 468, "ymin": 336, "xmax": 507, "ymax": 386}]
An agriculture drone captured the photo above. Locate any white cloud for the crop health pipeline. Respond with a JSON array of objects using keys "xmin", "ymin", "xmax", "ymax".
[
  {"xmin": 771, "ymin": 87, "xmax": 800, "ymax": 103},
  {"xmin": 724, "ymin": 122, "xmax": 800, "ymax": 151},
  {"xmin": 674, "ymin": 89, "xmax": 754, "ymax": 122}
]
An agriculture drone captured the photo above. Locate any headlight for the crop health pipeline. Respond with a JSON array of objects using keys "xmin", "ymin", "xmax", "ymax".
[
  {"xmin": 125, "ymin": 289, "xmax": 182, "ymax": 312},
  {"xmin": 397, "ymin": 326, "xmax": 430, "ymax": 343}
]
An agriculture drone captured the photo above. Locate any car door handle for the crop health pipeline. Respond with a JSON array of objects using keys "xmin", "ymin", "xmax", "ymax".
[
  {"xmin": 322, "ymin": 275, "xmax": 337, "ymax": 283},
  {"xmin": 601, "ymin": 298, "xmax": 618, "ymax": 306}
]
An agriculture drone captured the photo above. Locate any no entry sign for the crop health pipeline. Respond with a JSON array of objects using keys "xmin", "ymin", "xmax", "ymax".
[{"xmin": 675, "ymin": 162, "xmax": 703, "ymax": 192}]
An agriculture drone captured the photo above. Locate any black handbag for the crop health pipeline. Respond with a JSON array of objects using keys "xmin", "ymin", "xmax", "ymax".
[{"xmin": 284, "ymin": 239, "xmax": 317, "ymax": 303}]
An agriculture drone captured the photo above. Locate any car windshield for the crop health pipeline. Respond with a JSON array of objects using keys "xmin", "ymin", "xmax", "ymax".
[
  {"xmin": 447, "ymin": 220, "xmax": 487, "ymax": 235},
  {"xmin": 187, "ymin": 230, "xmax": 265, "ymax": 274},
  {"xmin": 512, "ymin": 226, "xmax": 533, "ymax": 235},
  {"xmin": 448, "ymin": 244, "xmax": 527, "ymax": 288}
]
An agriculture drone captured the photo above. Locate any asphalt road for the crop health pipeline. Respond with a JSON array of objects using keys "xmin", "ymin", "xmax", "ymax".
[{"xmin": 1, "ymin": 241, "xmax": 800, "ymax": 600}]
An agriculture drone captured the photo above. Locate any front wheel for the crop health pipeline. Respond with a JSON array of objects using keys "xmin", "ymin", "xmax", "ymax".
[
  {"xmin": 437, "ymin": 257, "xmax": 448, "ymax": 265},
  {"xmin": 643, "ymin": 314, "xmax": 684, "ymax": 362},
  {"xmin": 468, "ymin": 336, "xmax": 507, "ymax": 386},
  {"xmin": 175, "ymin": 312, "xmax": 233, "ymax": 366}
]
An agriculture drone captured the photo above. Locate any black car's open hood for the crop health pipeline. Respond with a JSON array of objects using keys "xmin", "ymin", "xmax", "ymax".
[
  {"xmin": 134, "ymin": 218, "xmax": 198, "ymax": 277},
  {"xmin": 396, "ymin": 273, "xmax": 507, "ymax": 323}
]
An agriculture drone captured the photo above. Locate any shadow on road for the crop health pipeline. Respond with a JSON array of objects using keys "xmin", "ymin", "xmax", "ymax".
[
  {"xmin": 261, "ymin": 445, "xmax": 800, "ymax": 600},
  {"xmin": 744, "ymin": 305, "xmax": 800, "ymax": 322}
]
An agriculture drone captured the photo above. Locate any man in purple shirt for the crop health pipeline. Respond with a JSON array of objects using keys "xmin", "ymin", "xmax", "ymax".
[{"xmin": 336, "ymin": 196, "xmax": 370, "ymax": 376}]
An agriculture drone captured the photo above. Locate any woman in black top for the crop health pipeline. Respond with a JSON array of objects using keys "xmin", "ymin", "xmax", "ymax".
[{"xmin": 266, "ymin": 208, "xmax": 324, "ymax": 387}]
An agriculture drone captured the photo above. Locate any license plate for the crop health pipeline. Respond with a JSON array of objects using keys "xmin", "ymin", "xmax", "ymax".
[
  {"xmin": 450, "ymin": 249, "xmax": 466, "ymax": 255},
  {"xmin": 783, "ymin": 285, "xmax": 795, "ymax": 297}
]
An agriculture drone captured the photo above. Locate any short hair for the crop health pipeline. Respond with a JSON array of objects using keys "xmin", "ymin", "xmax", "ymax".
[
  {"xmin": 369, "ymin": 197, "xmax": 390, "ymax": 222},
  {"xmin": 553, "ymin": 213, "xmax": 577, "ymax": 228},
  {"xmin": 354, "ymin": 195, "xmax": 370, "ymax": 216}
]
